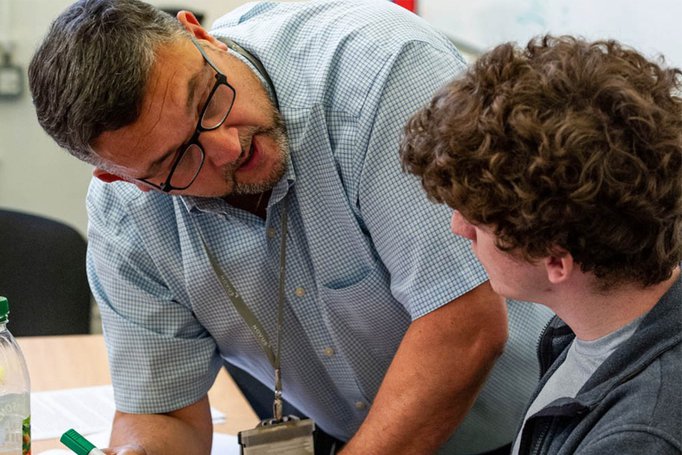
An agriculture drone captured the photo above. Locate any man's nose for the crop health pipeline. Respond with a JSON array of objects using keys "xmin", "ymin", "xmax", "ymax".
[
  {"xmin": 450, "ymin": 210, "xmax": 477, "ymax": 241},
  {"xmin": 201, "ymin": 125, "xmax": 243, "ymax": 168}
]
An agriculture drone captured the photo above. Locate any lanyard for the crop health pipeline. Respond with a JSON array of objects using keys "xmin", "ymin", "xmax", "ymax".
[
  {"xmin": 219, "ymin": 36, "xmax": 280, "ymax": 110},
  {"xmin": 198, "ymin": 199, "xmax": 289, "ymax": 420}
]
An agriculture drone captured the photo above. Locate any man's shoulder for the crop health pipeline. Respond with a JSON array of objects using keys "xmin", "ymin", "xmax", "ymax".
[
  {"xmin": 585, "ymin": 338, "xmax": 681, "ymax": 433},
  {"xmin": 87, "ymin": 178, "xmax": 176, "ymax": 225},
  {"xmin": 211, "ymin": 0, "xmax": 456, "ymax": 72},
  {"xmin": 580, "ymin": 345, "xmax": 682, "ymax": 452},
  {"xmin": 220, "ymin": 2, "xmax": 462, "ymax": 129},
  {"xmin": 88, "ymin": 178, "xmax": 166, "ymax": 205},
  {"xmin": 212, "ymin": 0, "xmax": 448, "ymax": 44}
]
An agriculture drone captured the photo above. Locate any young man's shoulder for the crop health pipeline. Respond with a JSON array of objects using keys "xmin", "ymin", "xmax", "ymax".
[{"xmin": 576, "ymin": 342, "xmax": 681, "ymax": 454}]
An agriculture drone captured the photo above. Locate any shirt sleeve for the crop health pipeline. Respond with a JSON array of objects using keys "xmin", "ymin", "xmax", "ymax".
[
  {"xmin": 86, "ymin": 180, "xmax": 223, "ymax": 414},
  {"xmin": 357, "ymin": 40, "xmax": 488, "ymax": 319}
]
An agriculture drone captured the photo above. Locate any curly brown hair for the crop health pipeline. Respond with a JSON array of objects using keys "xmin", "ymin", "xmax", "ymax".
[{"xmin": 400, "ymin": 35, "xmax": 682, "ymax": 288}]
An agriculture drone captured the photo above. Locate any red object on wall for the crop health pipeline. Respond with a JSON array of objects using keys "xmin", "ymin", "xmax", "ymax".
[{"xmin": 393, "ymin": 0, "xmax": 417, "ymax": 14}]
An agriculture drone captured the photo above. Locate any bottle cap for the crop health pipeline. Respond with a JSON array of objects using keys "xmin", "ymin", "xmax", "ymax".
[
  {"xmin": 0, "ymin": 296, "xmax": 8, "ymax": 322},
  {"xmin": 61, "ymin": 428, "xmax": 97, "ymax": 455}
]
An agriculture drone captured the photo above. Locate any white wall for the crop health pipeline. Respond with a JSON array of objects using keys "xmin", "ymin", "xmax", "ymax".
[
  {"xmin": 0, "ymin": 0, "xmax": 277, "ymax": 236},
  {"xmin": 421, "ymin": 0, "xmax": 682, "ymax": 67}
]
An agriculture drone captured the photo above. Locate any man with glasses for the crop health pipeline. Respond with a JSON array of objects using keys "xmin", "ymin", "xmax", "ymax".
[{"xmin": 29, "ymin": 1, "xmax": 551, "ymax": 454}]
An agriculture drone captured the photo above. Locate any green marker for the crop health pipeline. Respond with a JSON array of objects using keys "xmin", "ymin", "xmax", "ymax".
[{"xmin": 60, "ymin": 428, "xmax": 107, "ymax": 455}]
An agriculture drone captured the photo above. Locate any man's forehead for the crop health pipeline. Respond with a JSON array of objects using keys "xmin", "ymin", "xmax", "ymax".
[{"xmin": 93, "ymin": 44, "xmax": 201, "ymax": 151}]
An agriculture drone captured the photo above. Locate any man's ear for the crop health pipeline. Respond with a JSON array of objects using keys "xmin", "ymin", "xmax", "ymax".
[
  {"xmin": 93, "ymin": 168, "xmax": 152, "ymax": 192},
  {"xmin": 544, "ymin": 249, "xmax": 574, "ymax": 285},
  {"xmin": 93, "ymin": 167, "xmax": 125, "ymax": 183},
  {"xmin": 176, "ymin": 11, "xmax": 228, "ymax": 51}
]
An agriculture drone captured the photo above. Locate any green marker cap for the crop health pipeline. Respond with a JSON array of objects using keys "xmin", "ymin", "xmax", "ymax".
[
  {"xmin": 0, "ymin": 297, "xmax": 9, "ymax": 323},
  {"xmin": 61, "ymin": 428, "xmax": 96, "ymax": 455}
]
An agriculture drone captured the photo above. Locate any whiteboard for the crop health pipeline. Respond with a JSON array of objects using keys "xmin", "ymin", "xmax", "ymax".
[{"xmin": 420, "ymin": 0, "xmax": 682, "ymax": 67}]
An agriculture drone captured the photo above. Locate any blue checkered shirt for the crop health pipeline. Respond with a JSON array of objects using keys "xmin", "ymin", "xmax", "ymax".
[{"xmin": 87, "ymin": 0, "xmax": 552, "ymax": 451}]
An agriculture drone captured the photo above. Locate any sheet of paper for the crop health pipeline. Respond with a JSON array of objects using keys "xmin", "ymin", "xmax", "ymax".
[
  {"xmin": 35, "ymin": 432, "xmax": 239, "ymax": 455},
  {"xmin": 32, "ymin": 385, "xmax": 225, "ymax": 441},
  {"xmin": 84, "ymin": 430, "xmax": 240, "ymax": 455}
]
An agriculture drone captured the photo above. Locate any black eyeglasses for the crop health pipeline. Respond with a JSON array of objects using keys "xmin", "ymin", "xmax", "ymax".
[{"xmin": 138, "ymin": 37, "xmax": 236, "ymax": 192}]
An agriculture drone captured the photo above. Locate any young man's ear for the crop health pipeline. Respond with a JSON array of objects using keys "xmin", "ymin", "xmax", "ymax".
[
  {"xmin": 176, "ymin": 11, "xmax": 228, "ymax": 51},
  {"xmin": 544, "ymin": 249, "xmax": 574, "ymax": 285},
  {"xmin": 93, "ymin": 168, "xmax": 152, "ymax": 192}
]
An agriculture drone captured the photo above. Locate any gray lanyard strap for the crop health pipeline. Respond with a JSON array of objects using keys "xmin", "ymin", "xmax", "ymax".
[
  {"xmin": 198, "ymin": 199, "xmax": 289, "ymax": 420},
  {"xmin": 218, "ymin": 36, "xmax": 280, "ymax": 110}
]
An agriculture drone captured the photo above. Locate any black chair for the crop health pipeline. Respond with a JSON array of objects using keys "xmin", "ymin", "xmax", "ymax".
[{"xmin": 0, "ymin": 209, "xmax": 92, "ymax": 336}]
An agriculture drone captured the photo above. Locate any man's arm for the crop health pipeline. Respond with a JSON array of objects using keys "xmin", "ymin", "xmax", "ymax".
[
  {"xmin": 102, "ymin": 395, "xmax": 213, "ymax": 455},
  {"xmin": 341, "ymin": 281, "xmax": 508, "ymax": 455}
]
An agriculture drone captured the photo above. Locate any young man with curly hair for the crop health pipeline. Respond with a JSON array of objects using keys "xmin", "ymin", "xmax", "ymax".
[{"xmin": 401, "ymin": 35, "xmax": 682, "ymax": 455}]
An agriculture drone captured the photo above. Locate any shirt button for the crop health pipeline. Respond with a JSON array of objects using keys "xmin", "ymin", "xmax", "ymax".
[
  {"xmin": 323, "ymin": 347, "xmax": 335, "ymax": 357},
  {"xmin": 267, "ymin": 228, "xmax": 277, "ymax": 238},
  {"xmin": 354, "ymin": 401, "xmax": 367, "ymax": 411},
  {"xmin": 294, "ymin": 287, "xmax": 305, "ymax": 297}
]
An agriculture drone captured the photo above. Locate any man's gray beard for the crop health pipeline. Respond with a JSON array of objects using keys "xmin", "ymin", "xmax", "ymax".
[{"xmin": 231, "ymin": 123, "xmax": 290, "ymax": 195}]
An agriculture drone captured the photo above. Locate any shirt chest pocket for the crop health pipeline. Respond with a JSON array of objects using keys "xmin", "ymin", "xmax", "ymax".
[
  {"xmin": 318, "ymin": 258, "xmax": 410, "ymax": 357},
  {"xmin": 316, "ymin": 259, "xmax": 410, "ymax": 399}
]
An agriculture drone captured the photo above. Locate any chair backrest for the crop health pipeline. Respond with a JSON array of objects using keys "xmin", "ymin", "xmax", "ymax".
[{"xmin": 0, "ymin": 209, "xmax": 91, "ymax": 336}]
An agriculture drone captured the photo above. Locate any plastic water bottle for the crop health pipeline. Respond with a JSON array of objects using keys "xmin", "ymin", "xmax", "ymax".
[{"xmin": 0, "ymin": 296, "xmax": 30, "ymax": 455}]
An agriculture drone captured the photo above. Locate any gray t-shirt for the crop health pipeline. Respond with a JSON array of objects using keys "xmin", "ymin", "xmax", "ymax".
[{"xmin": 511, "ymin": 315, "xmax": 643, "ymax": 455}]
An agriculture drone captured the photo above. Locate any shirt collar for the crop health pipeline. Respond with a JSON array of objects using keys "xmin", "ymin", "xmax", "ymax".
[{"xmin": 180, "ymin": 152, "xmax": 295, "ymax": 215}]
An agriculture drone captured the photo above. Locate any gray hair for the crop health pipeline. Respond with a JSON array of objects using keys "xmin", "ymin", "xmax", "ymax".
[{"xmin": 28, "ymin": 0, "xmax": 188, "ymax": 164}]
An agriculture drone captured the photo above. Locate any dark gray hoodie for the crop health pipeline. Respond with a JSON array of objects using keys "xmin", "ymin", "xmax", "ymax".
[{"xmin": 515, "ymin": 274, "xmax": 682, "ymax": 454}]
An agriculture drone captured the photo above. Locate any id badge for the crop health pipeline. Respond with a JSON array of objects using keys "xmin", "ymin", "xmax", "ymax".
[{"xmin": 239, "ymin": 416, "xmax": 315, "ymax": 455}]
